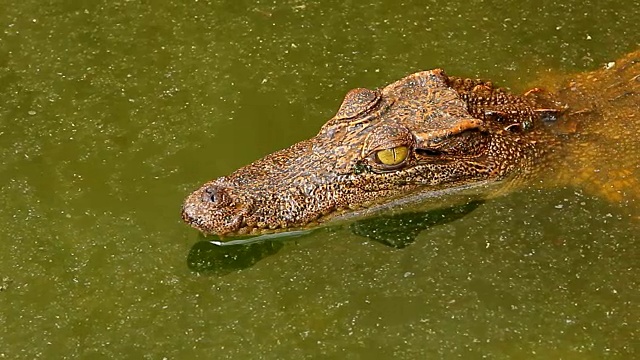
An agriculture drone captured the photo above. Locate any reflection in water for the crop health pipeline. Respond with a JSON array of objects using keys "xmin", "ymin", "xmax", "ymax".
[
  {"xmin": 187, "ymin": 230, "xmax": 312, "ymax": 275},
  {"xmin": 187, "ymin": 237, "xmax": 284, "ymax": 275},
  {"xmin": 351, "ymin": 201, "xmax": 484, "ymax": 249},
  {"xmin": 188, "ymin": 201, "xmax": 484, "ymax": 274}
]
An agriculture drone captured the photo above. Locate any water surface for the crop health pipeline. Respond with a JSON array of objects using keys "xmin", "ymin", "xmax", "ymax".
[{"xmin": 1, "ymin": 0, "xmax": 638, "ymax": 358}]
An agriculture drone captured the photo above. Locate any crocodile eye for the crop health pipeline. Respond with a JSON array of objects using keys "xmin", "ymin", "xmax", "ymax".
[{"xmin": 376, "ymin": 146, "xmax": 409, "ymax": 166}]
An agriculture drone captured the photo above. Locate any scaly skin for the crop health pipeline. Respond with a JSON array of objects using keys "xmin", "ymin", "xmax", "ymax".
[{"xmin": 182, "ymin": 50, "xmax": 639, "ymax": 236}]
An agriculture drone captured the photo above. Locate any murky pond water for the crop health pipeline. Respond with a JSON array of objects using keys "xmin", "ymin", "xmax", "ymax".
[{"xmin": 1, "ymin": 0, "xmax": 638, "ymax": 358}]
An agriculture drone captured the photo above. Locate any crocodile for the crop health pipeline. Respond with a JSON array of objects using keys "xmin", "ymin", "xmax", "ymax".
[{"xmin": 182, "ymin": 50, "xmax": 640, "ymax": 237}]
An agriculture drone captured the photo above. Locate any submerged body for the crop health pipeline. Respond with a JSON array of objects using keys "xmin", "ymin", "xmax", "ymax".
[{"xmin": 182, "ymin": 50, "xmax": 640, "ymax": 237}]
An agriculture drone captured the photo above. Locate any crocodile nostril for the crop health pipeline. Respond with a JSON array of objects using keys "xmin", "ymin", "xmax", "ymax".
[{"xmin": 203, "ymin": 186, "xmax": 227, "ymax": 205}]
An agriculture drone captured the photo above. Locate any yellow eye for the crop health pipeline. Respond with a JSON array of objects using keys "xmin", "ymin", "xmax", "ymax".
[{"xmin": 376, "ymin": 146, "xmax": 409, "ymax": 166}]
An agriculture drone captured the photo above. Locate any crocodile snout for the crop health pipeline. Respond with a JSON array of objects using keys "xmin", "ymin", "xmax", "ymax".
[{"xmin": 181, "ymin": 180, "xmax": 254, "ymax": 236}]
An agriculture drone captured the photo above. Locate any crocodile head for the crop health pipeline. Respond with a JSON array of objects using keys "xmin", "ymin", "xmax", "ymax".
[{"xmin": 182, "ymin": 69, "xmax": 557, "ymax": 236}]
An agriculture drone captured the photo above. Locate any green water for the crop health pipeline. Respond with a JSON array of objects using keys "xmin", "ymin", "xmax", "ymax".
[{"xmin": 1, "ymin": 0, "xmax": 638, "ymax": 358}]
